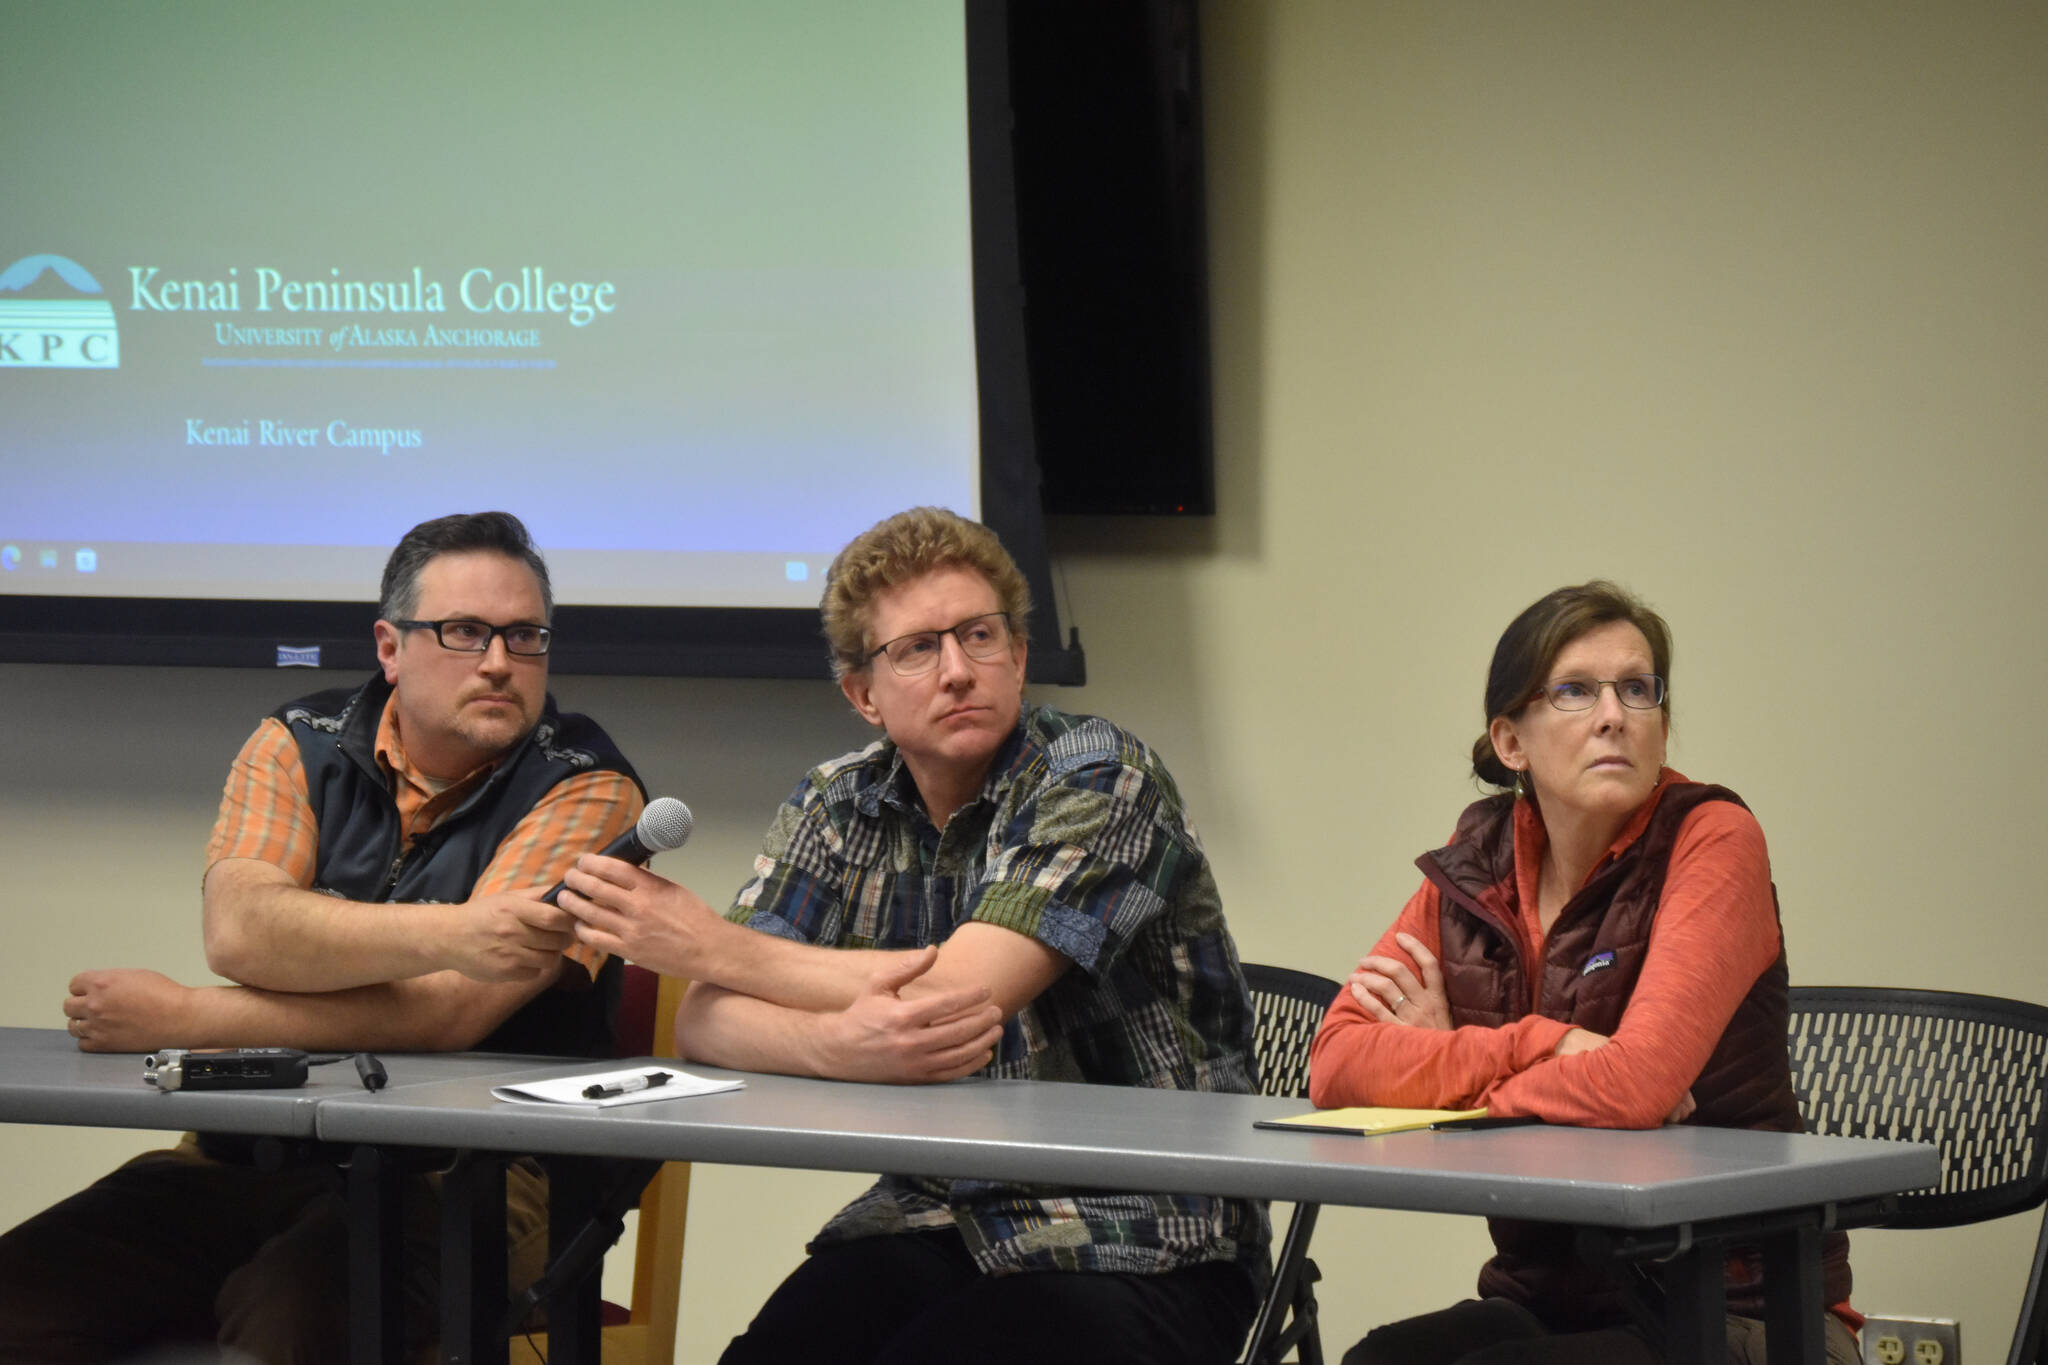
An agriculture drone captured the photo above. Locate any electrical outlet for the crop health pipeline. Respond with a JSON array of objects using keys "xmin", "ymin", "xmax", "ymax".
[{"xmin": 1862, "ymin": 1316, "xmax": 1961, "ymax": 1365}]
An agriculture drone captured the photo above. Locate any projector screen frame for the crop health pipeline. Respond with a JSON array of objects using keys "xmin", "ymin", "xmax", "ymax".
[{"xmin": 0, "ymin": 1, "xmax": 1091, "ymax": 685}]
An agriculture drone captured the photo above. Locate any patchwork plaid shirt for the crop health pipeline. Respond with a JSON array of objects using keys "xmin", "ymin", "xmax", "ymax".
[{"xmin": 729, "ymin": 704, "xmax": 1270, "ymax": 1284}]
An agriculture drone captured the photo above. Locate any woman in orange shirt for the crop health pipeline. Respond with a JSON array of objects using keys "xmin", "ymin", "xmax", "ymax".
[{"xmin": 1310, "ymin": 582, "xmax": 1855, "ymax": 1365}]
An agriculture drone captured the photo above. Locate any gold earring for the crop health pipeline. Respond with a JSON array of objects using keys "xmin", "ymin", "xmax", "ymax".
[{"xmin": 1512, "ymin": 768, "xmax": 1526, "ymax": 801}]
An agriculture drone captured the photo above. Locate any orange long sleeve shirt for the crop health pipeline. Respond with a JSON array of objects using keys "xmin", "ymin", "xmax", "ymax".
[{"xmin": 1308, "ymin": 771, "xmax": 1782, "ymax": 1129}]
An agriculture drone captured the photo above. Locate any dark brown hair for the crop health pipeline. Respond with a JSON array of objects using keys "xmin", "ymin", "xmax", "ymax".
[
  {"xmin": 1471, "ymin": 581, "xmax": 1673, "ymax": 789},
  {"xmin": 378, "ymin": 510, "xmax": 552, "ymax": 623}
]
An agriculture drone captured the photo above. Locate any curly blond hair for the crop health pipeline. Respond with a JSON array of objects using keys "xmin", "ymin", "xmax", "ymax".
[{"xmin": 821, "ymin": 507, "xmax": 1032, "ymax": 679}]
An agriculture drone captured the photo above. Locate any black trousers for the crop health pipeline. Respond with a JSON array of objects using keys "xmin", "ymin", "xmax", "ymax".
[
  {"xmin": 0, "ymin": 1135, "xmax": 551, "ymax": 1365},
  {"xmin": 1343, "ymin": 1296, "xmax": 1862, "ymax": 1365},
  {"xmin": 720, "ymin": 1227, "xmax": 1260, "ymax": 1365}
]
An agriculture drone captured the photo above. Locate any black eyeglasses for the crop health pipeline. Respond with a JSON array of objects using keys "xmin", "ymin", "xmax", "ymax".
[
  {"xmin": 1539, "ymin": 674, "xmax": 1665, "ymax": 712},
  {"xmin": 394, "ymin": 618, "xmax": 552, "ymax": 656},
  {"xmin": 867, "ymin": 612, "xmax": 1012, "ymax": 676}
]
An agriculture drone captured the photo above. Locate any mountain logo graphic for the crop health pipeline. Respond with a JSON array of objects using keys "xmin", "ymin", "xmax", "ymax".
[{"xmin": 0, "ymin": 254, "xmax": 120, "ymax": 368}]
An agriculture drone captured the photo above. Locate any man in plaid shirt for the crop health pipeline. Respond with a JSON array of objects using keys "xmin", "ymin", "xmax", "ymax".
[
  {"xmin": 560, "ymin": 507, "xmax": 1269, "ymax": 1365},
  {"xmin": 4, "ymin": 511, "xmax": 645, "ymax": 1363}
]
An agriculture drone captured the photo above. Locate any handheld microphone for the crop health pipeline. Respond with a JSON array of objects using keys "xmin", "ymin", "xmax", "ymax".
[{"xmin": 541, "ymin": 796, "xmax": 693, "ymax": 904}]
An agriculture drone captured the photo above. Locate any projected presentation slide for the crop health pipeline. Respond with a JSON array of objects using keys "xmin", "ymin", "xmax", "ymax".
[{"xmin": 1, "ymin": 2, "xmax": 979, "ymax": 608}]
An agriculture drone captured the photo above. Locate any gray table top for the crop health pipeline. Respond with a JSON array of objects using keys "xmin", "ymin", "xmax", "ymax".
[
  {"xmin": 0, "ymin": 1026, "xmax": 324, "ymax": 1136},
  {"xmin": 313, "ymin": 1054, "xmax": 1943, "ymax": 1230},
  {"xmin": 0, "ymin": 1030, "xmax": 593, "ymax": 1140}
]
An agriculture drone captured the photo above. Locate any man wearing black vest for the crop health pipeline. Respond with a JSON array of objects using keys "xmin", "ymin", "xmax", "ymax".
[{"xmin": 0, "ymin": 510, "xmax": 646, "ymax": 1364}]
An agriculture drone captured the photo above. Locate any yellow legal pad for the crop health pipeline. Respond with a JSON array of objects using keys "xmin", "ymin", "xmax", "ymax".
[{"xmin": 1254, "ymin": 1106, "xmax": 1488, "ymax": 1136}]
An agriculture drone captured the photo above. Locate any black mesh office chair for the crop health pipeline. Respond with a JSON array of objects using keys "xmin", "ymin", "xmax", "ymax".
[
  {"xmin": 1242, "ymin": 963, "xmax": 1344, "ymax": 1365},
  {"xmin": 1787, "ymin": 987, "xmax": 2048, "ymax": 1365}
]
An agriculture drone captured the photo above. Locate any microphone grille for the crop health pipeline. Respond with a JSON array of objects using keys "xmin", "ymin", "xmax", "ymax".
[{"xmin": 636, "ymin": 797, "xmax": 694, "ymax": 853}]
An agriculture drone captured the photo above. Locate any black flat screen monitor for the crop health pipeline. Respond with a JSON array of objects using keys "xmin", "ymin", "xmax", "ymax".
[{"xmin": 1, "ymin": 1, "xmax": 1148, "ymax": 684}]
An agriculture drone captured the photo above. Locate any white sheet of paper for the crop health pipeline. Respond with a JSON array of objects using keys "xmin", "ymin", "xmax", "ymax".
[{"xmin": 490, "ymin": 1065, "xmax": 745, "ymax": 1109}]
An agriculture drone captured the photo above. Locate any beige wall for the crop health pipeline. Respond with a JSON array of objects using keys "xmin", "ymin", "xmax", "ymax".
[{"xmin": 5, "ymin": 2, "xmax": 2045, "ymax": 1357}]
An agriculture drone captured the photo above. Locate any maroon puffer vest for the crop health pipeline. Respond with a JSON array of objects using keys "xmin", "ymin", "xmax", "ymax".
[{"xmin": 1417, "ymin": 782, "xmax": 1849, "ymax": 1329}]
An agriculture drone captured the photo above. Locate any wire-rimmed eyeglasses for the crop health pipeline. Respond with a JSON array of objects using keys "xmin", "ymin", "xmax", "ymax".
[
  {"xmin": 868, "ymin": 612, "xmax": 1012, "ymax": 676},
  {"xmin": 1540, "ymin": 674, "xmax": 1665, "ymax": 712}
]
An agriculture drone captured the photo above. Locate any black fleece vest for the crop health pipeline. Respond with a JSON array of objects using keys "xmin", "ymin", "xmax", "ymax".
[
  {"xmin": 277, "ymin": 674, "xmax": 643, "ymax": 1057},
  {"xmin": 1418, "ymin": 782, "xmax": 1848, "ymax": 1327}
]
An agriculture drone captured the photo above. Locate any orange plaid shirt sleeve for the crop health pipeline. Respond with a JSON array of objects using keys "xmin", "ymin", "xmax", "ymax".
[
  {"xmin": 472, "ymin": 769, "xmax": 643, "ymax": 980},
  {"xmin": 203, "ymin": 715, "xmax": 644, "ymax": 982},
  {"xmin": 205, "ymin": 718, "xmax": 319, "ymax": 884},
  {"xmin": 470, "ymin": 770, "xmax": 643, "ymax": 900}
]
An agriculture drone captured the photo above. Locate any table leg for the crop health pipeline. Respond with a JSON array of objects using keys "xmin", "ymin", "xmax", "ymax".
[
  {"xmin": 1589, "ymin": 1202, "xmax": 1872, "ymax": 1365},
  {"xmin": 348, "ymin": 1145, "xmax": 406, "ymax": 1365},
  {"xmin": 1660, "ymin": 1238, "xmax": 1726, "ymax": 1365},
  {"xmin": 1760, "ymin": 1221, "xmax": 1825, "ymax": 1365},
  {"xmin": 541, "ymin": 1156, "xmax": 606, "ymax": 1365},
  {"xmin": 441, "ymin": 1151, "xmax": 510, "ymax": 1365}
]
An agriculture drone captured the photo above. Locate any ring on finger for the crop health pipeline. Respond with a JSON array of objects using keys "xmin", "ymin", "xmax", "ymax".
[{"xmin": 1392, "ymin": 994, "xmax": 1407, "ymax": 1009}]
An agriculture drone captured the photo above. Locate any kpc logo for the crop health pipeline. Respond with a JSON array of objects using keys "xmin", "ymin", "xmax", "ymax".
[{"xmin": 0, "ymin": 253, "xmax": 119, "ymax": 368}]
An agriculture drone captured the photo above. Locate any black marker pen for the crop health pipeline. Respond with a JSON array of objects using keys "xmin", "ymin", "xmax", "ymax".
[{"xmin": 583, "ymin": 1070, "xmax": 674, "ymax": 1100}]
